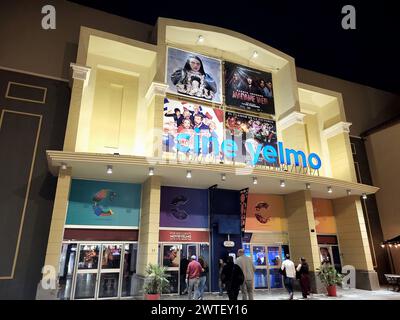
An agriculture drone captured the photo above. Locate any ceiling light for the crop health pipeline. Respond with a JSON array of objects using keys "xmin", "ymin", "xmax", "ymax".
[
  {"xmin": 221, "ymin": 173, "xmax": 226, "ymax": 181},
  {"xmin": 60, "ymin": 163, "xmax": 67, "ymax": 170},
  {"xmin": 280, "ymin": 180, "xmax": 286, "ymax": 188},
  {"xmin": 347, "ymin": 189, "xmax": 352, "ymax": 196},
  {"xmin": 197, "ymin": 35, "xmax": 204, "ymax": 43},
  {"xmin": 389, "ymin": 244, "xmax": 393, "ymax": 248},
  {"xmin": 305, "ymin": 183, "xmax": 311, "ymax": 190},
  {"xmin": 381, "ymin": 243, "xmax": 385, "ymax": 248},
  {"xmin": 186, "ymin": 170, "xmax": 192, "ymax": 179},
  {"xmin": 253, "ymin": 177, "xmax": 258, "ymax": 185},
  {"xmin": 106, "ymin": 165, "xmax": 113, "ymax": 174},
  {"xmin": 252, "ymin": 51, "xmax": 258, "ymax": 58},
  {"xmin": 362, "ymin": 193, "xmax": 367, "ymax": 200},
  {"xmin": 327, "ymin": 186, "xmax": 333, "ymax": 194},
  {"xmin": 148, "ymin": 168, "xmax": 154, "ymax": 176}
]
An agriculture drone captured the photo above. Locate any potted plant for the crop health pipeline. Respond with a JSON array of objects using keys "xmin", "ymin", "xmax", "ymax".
[
  {"xmin": 143, "ymin": 263, "xmax": 170, "ymax": 300},
  {"xmin": 316, "ymin": 264, "xmax": 343, "ymax": 297}
]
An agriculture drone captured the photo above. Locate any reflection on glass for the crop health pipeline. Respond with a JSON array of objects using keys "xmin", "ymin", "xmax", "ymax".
[
  {"xmin": 254, "ymin": 269, "xmax": 268, "ymax": 289},
  {"xmin": 243, "ymin": 244, "xmax": 251, "ymax": 257},
  {"xmin": 58, "ymin": 244, "xmax": 77, "ymax": 300},
  {"xmin": 164, "ymin": 271, "xmax": 179, "ymax": 294},
  {"xmin": 74, "ymin": 273, "xmax": 97, "ymax": 299},
  {"xmin": 163, "ymin": 245, "xmax": 180, "ymax": 268},
  {"xmin": 269, "ymin": 268, "xmax": 283, "ymax": 288},
  {"xmin": 78, "ymin": 245, "xmax": 99, "ymax": 269},
  {"xmin": 252, "ymin": 246, "xmax": 266, "ymax": 266},
  {"xmin": 122, "ymin": 243, "xmax": 137, "ymax": 297},
  {"xmin": 331, "ymin": 246, "xmax": 342, "ymax": 273},
  {"xmin": 98, "ymin": 273, "xmax": 119, "ymax": 298},
  {"xmin": 267, "ymin": 247, "xmax": 280, "ymax": 266},
  {"xmin": 101, "ymin": 245, "xmax": 121, "ymax": 269},
  {"xmin": 187, "ymin": 245, "xmax": 197, "ymax": 260}
]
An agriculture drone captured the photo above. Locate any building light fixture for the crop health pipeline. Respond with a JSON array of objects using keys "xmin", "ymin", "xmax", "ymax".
[
  {"xmin": 280, "ymin": 180, "xmax": 286, "ymax": 188},
  {"xmin": 148, "ymin": 167, "xmax": 154, "ymax": 176},
  {"xmin": 221, "ymin": 173, "xmax": 226, "ymax": 181},
  {"xmin": 305, "ymin": 183, "xmax": 311, "ymax": 190},
  {"xmin": 362, "ymin": 193, "xmax": 367, "ymax": 200},
  {"xmin": 253, "ymin": 177, "xmax": 258, "ymax": 185},
  {"xmin": 380, "ymin": 243, "xmax": 385, "ymax": 248},
  {"xmin": 60, "ymin": 163, "xmax": 67, "ymax": 170},
  {"xmin": 252, "ymin": 51, "xmax": 258, "ymax": 59},
  {"xmin": 327, "ymin": 186, "xmax": 333, "ymax": 194},
  {"xmin": 106, "ymin": 165, "xmax": 113, "ymax": 174},
  {"xmin": 197, "ymin": 35, "xmax": 204, "ymax": 44},
  {"xmin": 186, "ymin": 170, "xmax": 192, "ymax": 179},
  {"xmin": 347, "ymin": 189, "xmax": 352, "ymax": 196}
]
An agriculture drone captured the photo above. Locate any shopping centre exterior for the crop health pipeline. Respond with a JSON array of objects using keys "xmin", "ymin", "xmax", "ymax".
[{"xmin": 1, "ymin": 1, "xmax": 399, "ymax": 300}]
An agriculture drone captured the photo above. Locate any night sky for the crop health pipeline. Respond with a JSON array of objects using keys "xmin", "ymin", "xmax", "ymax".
[{"xmin": 70, "ymin": 0, "xmax": 399, "ymax": 95}]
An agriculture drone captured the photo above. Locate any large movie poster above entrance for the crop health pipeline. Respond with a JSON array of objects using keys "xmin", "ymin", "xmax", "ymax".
[
  {"xmin": 160, "ymin": 186, "xmax": 209, "ymax": 229},
  {"xmin": 66, "ymin": 179, "xmax": 141, "ymax": 227},
  {"xmin": 163, "ymin": 98, "xmax": 224, "ymax": 158},
  {"xmin": 224, "ymin": 62, "xmax": 275, "ymax": 115},
  {"xmin": 225, "ymin": 111, "xmax": 278, "ymax": 166},
  {"xmin": 166, "ymin": 47, "xmax": 222, "ymax": 104},
  {"xmin": 245, "ymin": 194, "xmax": 287, "ymax": 232}
]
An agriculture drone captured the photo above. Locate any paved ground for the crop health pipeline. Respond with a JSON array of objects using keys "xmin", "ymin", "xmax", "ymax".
[{"xmin": 161, "ymin": 287, "xmax": 400, "ymax": 300}]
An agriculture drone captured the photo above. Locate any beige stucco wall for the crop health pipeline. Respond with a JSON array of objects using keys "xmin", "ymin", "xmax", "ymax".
[
  {"xmin": 0, "ymin": 0, "xmax": 153, "ymax": 80},
  {"xmin": 297, "ymin": 68, "xmax": 400, "ymax": 136},
  {"xmin": 364, "ymin": 122, "xmax": 400, "ymax": 273}
]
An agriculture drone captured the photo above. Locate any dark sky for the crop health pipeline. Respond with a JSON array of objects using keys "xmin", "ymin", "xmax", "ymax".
[{"xmin": 71, "ymin": 0, "xmax": 400, "ymax": 95}]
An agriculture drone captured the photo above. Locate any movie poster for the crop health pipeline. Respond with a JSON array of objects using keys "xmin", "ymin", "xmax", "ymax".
[
  {"xmin": 166, "ymin": 47, "xmax": 222, "ymax": 104},
  {"xmin": 224, "ymin": 62, "xmax": 275, "ymax": 115},
  {"xmin": 225, "ymin": 111, "xmax": 278, "ymax": 166},
  {"xmin": 163, "ymin": 98, "xmax": 224, "ymax": 159}
]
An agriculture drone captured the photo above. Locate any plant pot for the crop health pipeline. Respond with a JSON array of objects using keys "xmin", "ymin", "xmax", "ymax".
[
  {"xmin": 326, "ymin": 285, "xmax": 337, "ymax": 297},
  {"xmin": 145, "ymin": 293, "xmax": 161, "ymax": 300}
]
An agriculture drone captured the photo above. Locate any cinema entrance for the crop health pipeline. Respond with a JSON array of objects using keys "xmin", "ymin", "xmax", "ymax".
[
  {"xmin": 159, "ymin": 242, "xmax": 210, "ymax": 295},
  {"xmin": 58, "ymin": 241, "xmax": 138, "ymax": 300},
  {"xmin": 242, "ymin": 243, "xmax": 289, "ymax": 290}
]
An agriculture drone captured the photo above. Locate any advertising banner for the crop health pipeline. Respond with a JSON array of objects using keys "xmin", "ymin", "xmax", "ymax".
[
  {"xmin": 163, "ymin": 98, "xmax": 224, "ymax": 159},
  {"xmin": 225, "ymin": 111, "xmax": 278, "ymax": 166},
  {"xmin": 224, "ymin": 62, "xmax": 275, "ymax": 114},
  {"xmin": 66, "ymin": 179, "xmax": 141, "ymax": 227},
  {"xmin": 245, "ymin": 194, "xmax": 287, "ymax": 232},
  {"xmin": 160, "ymin": 186, "xmax": 209, "ymax": 229},
  {"xmin": 166, "ymin": 47, "xmax": 222, "ymax": 104}
]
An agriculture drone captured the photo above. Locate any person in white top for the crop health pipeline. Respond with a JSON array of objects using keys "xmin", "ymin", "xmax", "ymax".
[{"xmin": 280, "ymin": 254, "xmax": 295, "ymax": 300}]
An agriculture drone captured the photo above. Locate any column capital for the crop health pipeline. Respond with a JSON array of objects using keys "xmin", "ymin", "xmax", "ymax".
[
  {"xmin": 323, "ymin": 121, "xmax": 352, "ymax": 139},
  {"xmin": 70, "ymin": 63, "xmax": 91, "ymax": 83},
  {"xmin": 278, "ymin": 111, "xmax": 306, "ymax": 130},
  {"xmin": 145, "ymin": 81, "xmax": 169, "ymax": 103}
]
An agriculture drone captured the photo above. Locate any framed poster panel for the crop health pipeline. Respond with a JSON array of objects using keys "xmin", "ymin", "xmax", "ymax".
[
  {"xmin": 224, "ymin": 61, "xmax": 275, "ymax": 115},
  {"xmin": 166, "ymin": 47, "xmax": 222, "ymax": 104}
]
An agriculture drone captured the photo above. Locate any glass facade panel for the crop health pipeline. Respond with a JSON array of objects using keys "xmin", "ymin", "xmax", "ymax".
[
  {"xmin": 74, "ymin": 273, "xmax": 97, "ymax": 299},
  {"xmin": 98, "ymin": 273, "xmax": 119, "ymax": 298},
  {"xmin": 254, "ymin": 269, "xmax": 268, "ymax": 289}
]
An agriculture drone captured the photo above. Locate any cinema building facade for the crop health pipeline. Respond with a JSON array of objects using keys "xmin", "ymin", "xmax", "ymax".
[{"xmin": 29, "ymin": 17, "xmax": 384, "ymax": 299}]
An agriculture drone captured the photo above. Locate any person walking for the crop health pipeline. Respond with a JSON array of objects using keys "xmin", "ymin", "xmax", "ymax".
[
  {"xmin": 197, "ymin": 256, "xmax": 209, "ymax": 300},
  {"xmin": 280, "ymin": 254, "xmax": 296, "ymax": 300},
  {"xmin": 296, "ymin": 257, "xmax": 311, "ymax": 299},
  {"xmin": 218, "ymin": 258, "xmax": 225, "ymax": 296},
  {"xmin": 221, "ymin": 256, "xmax": 244, "ymax": 301},
  {"xmin": 186, "ymin": 255, "xmax": 202, "ymax": 300},
  {"xmin": 235, "ymin": 249, "xmax": 256, "ymax": 300}
]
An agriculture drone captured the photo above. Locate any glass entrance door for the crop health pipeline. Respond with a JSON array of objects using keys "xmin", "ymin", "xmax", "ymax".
[
  {"xmin": 74, "ymin": 244, "xmax": 100, "ymax": 299},
  {"xmin": 319, "ymin": 245, "xmax": 342, "ymax": 272},
  {"xmin": 160, "ymin": 243, "xmax": 210, "ymax": 295},
  {"xmin": 65, "ymin": 242, "xmax": 136, "ymax": 300},
  {"xmin": 244, "ymin": 244, "xmax": 284, "ymax": 290}
]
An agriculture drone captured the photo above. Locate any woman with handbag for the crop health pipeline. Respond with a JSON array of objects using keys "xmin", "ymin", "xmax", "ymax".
[{"xmin": 296, "ymin": 257, "xmax": 311, "ymax": 299}]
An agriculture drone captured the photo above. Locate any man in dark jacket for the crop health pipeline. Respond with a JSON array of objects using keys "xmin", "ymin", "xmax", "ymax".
[{"xmin": 221, "ymin": 256, "xmax": 244, "ymax": 301}]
